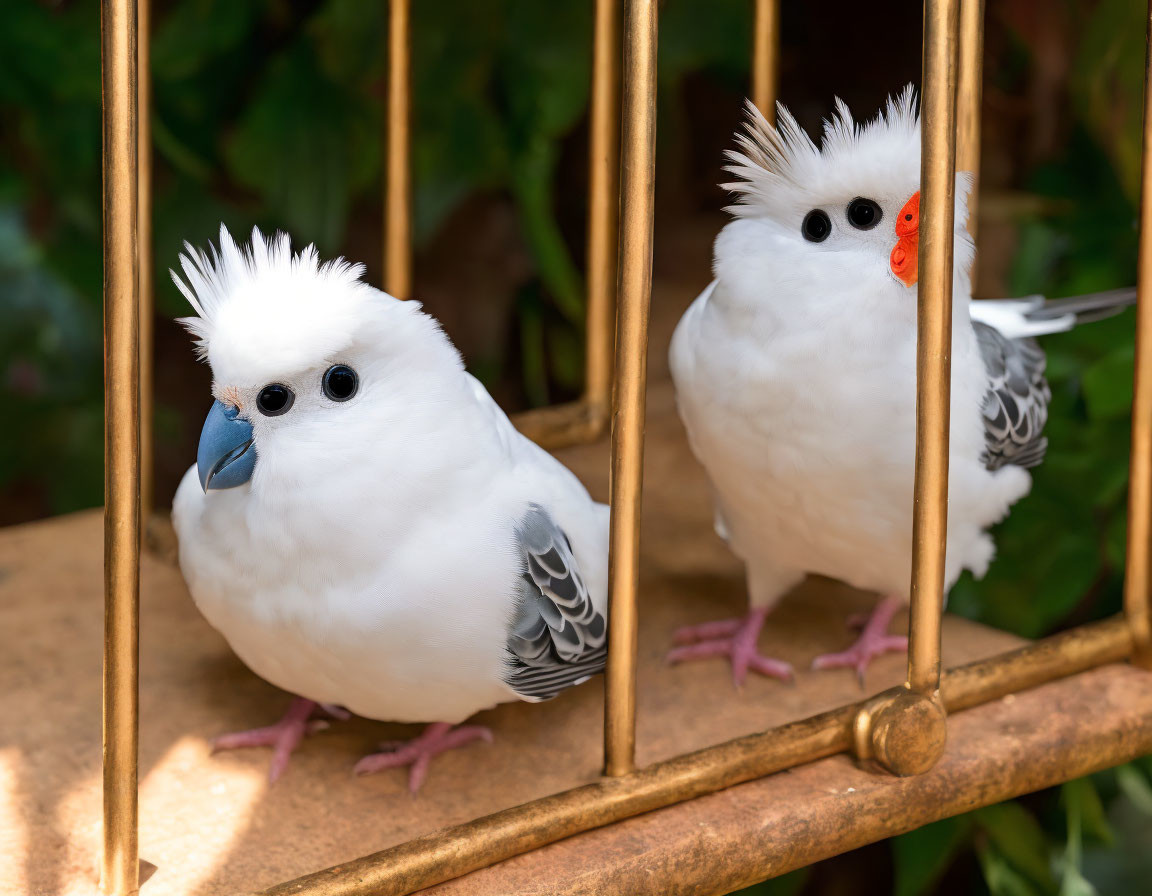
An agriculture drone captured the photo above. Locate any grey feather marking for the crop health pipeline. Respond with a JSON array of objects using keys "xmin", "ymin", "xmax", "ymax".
[
  {"xmin": 504, "ymin": 504, "xmax": 607, "ymax": 701},
  {"xmin": 1019, "ymin": 287, "xmax": 1136, "ymax": 323},
  {"xmin": 973, "ymin": 320, "xmax": 1051, "ymax": 471}
]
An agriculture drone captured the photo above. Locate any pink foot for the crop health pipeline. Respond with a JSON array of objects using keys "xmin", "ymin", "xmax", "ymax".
[
  {"xmin": 811, "ymin": 596, "xmax": 908, "ymax": 685},
  {"xmin": 667, "ymin": 608, "xmax": 794, "ymax": 687},
  {"xmin": 353, "ymin": 722, "xmax": 494, "ymax": 793},
  {"xmin": 211, "ymin": 697, "xmax": 347, "ymax": 782}
]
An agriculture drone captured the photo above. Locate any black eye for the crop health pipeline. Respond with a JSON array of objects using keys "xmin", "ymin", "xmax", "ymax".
[
  {"xmin": 801, "ymin": 209, "xmax": 831, "ymax": 243},
  {"xmin": 846, "ymin": 197, "xmax": 882, "ymax": 230},
  {"xmin": 256, "ymin": 383, "xmax": 294, "ymax": 416},
  {"xmin": 322, "ymin": 364, "xmax": 359, "ymax": 402}
]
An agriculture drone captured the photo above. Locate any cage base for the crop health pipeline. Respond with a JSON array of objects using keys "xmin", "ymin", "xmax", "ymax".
[{"xmin": 11, "ymin": 377, "xmax": 1129, "ymax": 896}]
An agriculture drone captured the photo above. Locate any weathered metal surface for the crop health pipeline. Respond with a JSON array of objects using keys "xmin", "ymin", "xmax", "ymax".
[
  {"xmin": 101, "ymin": 0, "xmax": 142, "ymax": 891},
  {"xmin": 415, "ymin": 663, "xmax": 1152, "ymax": 896}
]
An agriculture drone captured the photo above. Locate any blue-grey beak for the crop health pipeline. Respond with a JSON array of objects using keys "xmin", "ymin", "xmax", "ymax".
[{"xmin": 197, "ymin": 399, "xmax": 256, "ymax": 492}]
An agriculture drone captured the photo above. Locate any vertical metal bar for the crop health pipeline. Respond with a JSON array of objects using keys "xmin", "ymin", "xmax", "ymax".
[
  {"xmin": 604, "ymin": 0, "xmax": 658, "ymax": 778},
  {"xmin": 101, "ymin": 0, "xmax": 141, "ymax": 892},
  {"xmin": 955, "ymin": 0, "xmax": 984, "ymax": 246},
  {"xmin": 583, "ymin": 0, "xmax": 621, "ymax": 420},
  {"xmin": 138, "ymin": 0, "xmax": 153, "ymax": 528},
  {"xmin": 385, "ymin": 0, "xmax": 412, "ymax": 300},
  {"xmin": 1125, "ymin": 2, "xmax": 1152, "ymax": 670},
  {"xmin": 752, "ymin": 0, "xmax": 779, "ymax": 123},
  {"xmin": 907, "ymin": 0, "xmax": 961, "ymax": 698}
]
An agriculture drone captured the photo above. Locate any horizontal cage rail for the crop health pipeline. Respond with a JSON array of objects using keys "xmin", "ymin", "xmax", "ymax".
[{"xmin": 251, "ymin": 617, "xmax": 1137, "ymax": 896}]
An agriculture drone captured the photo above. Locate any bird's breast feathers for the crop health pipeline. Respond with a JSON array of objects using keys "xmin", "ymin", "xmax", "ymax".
[
  {"xmin": 175, "ymin": 466, "xmax": 518, "ymax": 718},
  {"xmin": 671, "ymin": 275, "xmax": 1028, "ymax": 594}
]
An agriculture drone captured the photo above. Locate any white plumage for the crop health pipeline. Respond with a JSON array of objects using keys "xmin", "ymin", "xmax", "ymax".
[
  {"xmin": 172, "ymin": 227, "xmax": 609, "ymax": 787},
  {"xmin": 668, "ymin": 89, "xmax": 1131, "ymax": 683}
]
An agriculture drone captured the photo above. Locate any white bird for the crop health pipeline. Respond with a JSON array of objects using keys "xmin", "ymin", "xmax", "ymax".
[
  {"xmin": 171, "ymin": 227, "xmax": 609, "ymax": 789},
  {"xmin": 668, "ymin": 88, "xmax": 1135, "ymax": 685}
]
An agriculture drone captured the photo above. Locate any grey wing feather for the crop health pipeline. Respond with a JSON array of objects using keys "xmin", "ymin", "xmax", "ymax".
[
  {"xmin": 973, "ymin": 320, "xmax": 1051, "ymax": 471},
  {"xmin": 504, "ymin": 504, "xmax": 607, "ymax": 701},
  {"xmin": 1019, "ymin": 287, "xmax": 1136, "ymax": 323}
]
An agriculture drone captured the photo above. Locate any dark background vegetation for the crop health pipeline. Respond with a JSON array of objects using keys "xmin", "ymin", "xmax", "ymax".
[{"xmin": 4, "ymin": 0, "xmax": 1152, "ymax": 893}]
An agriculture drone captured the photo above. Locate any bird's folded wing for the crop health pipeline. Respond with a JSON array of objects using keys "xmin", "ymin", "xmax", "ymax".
[
  {"xmin": 504, "ymin": 505, "xmax": 607, "ymax": 702},
  {"xmin": 973, "ymin": 320, "xmax": 1051, "ymax": 471}
]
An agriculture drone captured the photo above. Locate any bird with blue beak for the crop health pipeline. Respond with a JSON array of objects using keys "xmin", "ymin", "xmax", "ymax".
[{"xmin": 172, "ymin": 226, "xmax": 610, "ymax": 790}]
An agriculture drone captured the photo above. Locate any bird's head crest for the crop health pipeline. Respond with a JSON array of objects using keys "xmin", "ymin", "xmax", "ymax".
[
  {"xmin": 718, "ymin": 86, "xmax": 973, "ymax": 290},
  {"xmin": 171, "ymin": 226, "xmax": 377, "ymax": 387},
  {"xmin": 723, "ymin": 86, "xmax": 966, "ymax": 222}
]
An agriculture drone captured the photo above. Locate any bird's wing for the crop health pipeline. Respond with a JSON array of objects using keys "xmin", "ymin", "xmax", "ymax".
[
  {"xmin": 972, "ymin": 320, "xmax": 1052, "ymax": 471},
  {"xmin": 504, "ymin": 504, "xmax": 607, "ymax": 702},
  {"xmin": 970, "ymin": 287, "xmax": 1136, "ymax": 338}
]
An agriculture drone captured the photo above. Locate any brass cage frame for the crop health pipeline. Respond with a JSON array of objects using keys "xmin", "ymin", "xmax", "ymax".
[{"xmin": 99, "ymin": 0, "xmax": 1152, "ymax": 893}]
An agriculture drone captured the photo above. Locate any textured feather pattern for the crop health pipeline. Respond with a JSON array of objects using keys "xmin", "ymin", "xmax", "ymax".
[
  {"xmin": 172, "ymin": 225, "xmax": 366, "ymax": 361},
  {"xmin": 505, "ymin": 504, "xmax": 607, "ymax": 701},
  {"xmin": 973, "ymin": 321, "xmax": 1051, "ymax": 470},
  {"xmin": 724, "ymin": 87, "xmax": 923, "ymax": 219},
  {"xmin": 172, "ymin": 227, "xmax": 611, "ymax": 725}
]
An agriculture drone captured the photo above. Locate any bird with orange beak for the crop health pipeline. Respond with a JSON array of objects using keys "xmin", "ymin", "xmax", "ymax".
[{"xmin": 667, "ymin": 88, "xmax": 1134, "ymax": 685}]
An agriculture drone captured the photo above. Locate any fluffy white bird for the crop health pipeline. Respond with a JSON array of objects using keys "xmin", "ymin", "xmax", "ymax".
[
  {"xmin": 172, "ymin": 227, "xmax": 609, "ymax": 789},
  {"xmin": 669, "ymin": 88, "xmax": 1135, "ymax": 685}
]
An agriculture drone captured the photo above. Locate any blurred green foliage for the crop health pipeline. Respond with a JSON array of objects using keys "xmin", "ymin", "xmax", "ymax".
[
  {"xmin": 897, "ymin": 1, "xmax": 1152, "ymax": 894},
  {"xmin": 0, "ymin": 0, "xmax": 758, "ymax": 514},
  {"xmin": 3, "ymin": 1, "xmax": 1152, "ymax": 893},
  {"xmin": 947, "ymin": 0, "xmax": 1146, "ymax": 640},
  {"xmin": 947, "ymin": 128, "xmax": 1139, "ymax": 639}
]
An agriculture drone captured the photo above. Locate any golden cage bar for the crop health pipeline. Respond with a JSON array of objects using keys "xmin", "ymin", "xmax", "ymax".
[{"xmin": 100, "ymin": 0, "xmax": 1152, "ymax": 893}]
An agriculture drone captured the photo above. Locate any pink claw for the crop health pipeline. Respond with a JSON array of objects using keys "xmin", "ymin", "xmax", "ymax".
[
  {"xmin": 211, "ymin": 698, "xmax": 347, "ymax": 782},
  {"xmin": 667, "ymin": 607, "xmax": 794, "ymax": 687},
  {"xmin": 354, "ymin": 722, "xmax": 494, "ymax": 793},
  {"xmin": 812, "ymin": 596, "xmax": 908, "ymax": 686}
]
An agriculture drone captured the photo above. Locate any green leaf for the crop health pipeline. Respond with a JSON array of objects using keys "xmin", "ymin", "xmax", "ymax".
[
  {"xmin": 1064, "ymin": 778, "xmax": 1114, "ymax": 848},
  {"xmin": 1081, "ymin": 346, "xmax": 1135, "ymax": 422},
  {"xmin": 1058, "ymin": 865, "xmax": 1098, "ymax": 896},
  {"xmin": 308, "ymin": 0, "xmax": 386, "ymax": 86},
  {"xmin": 975, "ymin": 802, "xmax": 1057, "ymax": 891},
  {"xmin": 499, "ymin": 0, "xmax": 592, "ymax": 143},
  {"xmin": 409, "ymin": 1, "xmax": 507, "ymax": 241},
  {"xmin": 547, "ymin": 323, "xmax": 585, "ymax": 391},
  {"xmin": 152, "ymin": 0, "xmax": 263, "ymax": 83},
  {"xmin": 892, "ymin": 815, "xmax": 974, "ymax": 896},
  {"xmin": 978, "ymin": 843, "xmax": 1048, "ymax": 896},
  {"xmin": 1105, "ymin": 511, "xmax": 1128, "ymax": 572},
  {"xmin": 517, "ymin": 286, "xmax": 549, "ymax": 407},
  {"xmin": 659, "ymin": 0, "xmax": 751, "ymax": 86},
  {"xmin": 152, "ymin": 181, "xmax": 249, "ymax": 317},
  {"xmin": 510, "ymin": 136, "xmax": 585, "ymax": 327},
  {"xmin": 1115, "ymin": 764, "xmax": 1152, "ymax": 817},
  {"xmin": 151, "ymin": 113, "xmax": 216, "ymax": 183},
  {"xmin": 225, "ymin": 41, "xmax": 378, "ymax": 252},
  {"xmin": 1070, "ymin": 0, "xmax": 1147, "ymax": 202}
]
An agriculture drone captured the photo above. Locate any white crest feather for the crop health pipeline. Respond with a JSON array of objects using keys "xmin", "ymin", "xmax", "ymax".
[
  {"xmin": 171, "ymin": 225, "xmax": 366, "ymax": 361},
  {"xmin": 723, "ymin": 85, "xmax": 922, "ymax": 217}
]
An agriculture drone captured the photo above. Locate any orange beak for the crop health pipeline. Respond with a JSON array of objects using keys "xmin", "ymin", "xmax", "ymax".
[{"xmin": 890, "ymin": 191, "xmax": 919, "ymax": 287}]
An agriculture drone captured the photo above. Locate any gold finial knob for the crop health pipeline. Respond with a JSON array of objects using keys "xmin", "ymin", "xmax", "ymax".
[{"xmin": 854, "ymin": 688, "xmax": 948, "ymax": 777}]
